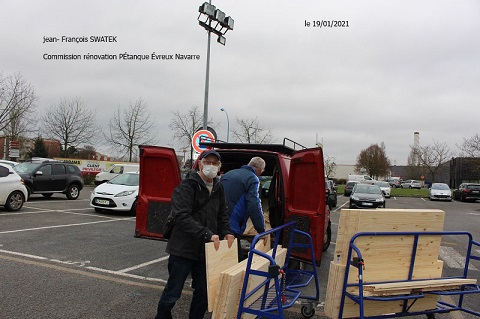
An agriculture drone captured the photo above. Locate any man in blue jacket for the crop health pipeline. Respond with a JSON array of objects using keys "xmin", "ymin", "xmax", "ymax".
[{"xmin": 220, "ymin": 157, "xmax": 267, "ymax": 259}]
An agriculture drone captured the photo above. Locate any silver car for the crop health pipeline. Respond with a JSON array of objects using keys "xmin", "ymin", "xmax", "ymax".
[
  {"xmin": 400, "ymin": 179, "xmax": 422, "ymax": 189},
  {"xmin": 429, "ymin": 183, "xmax": 452, "ymax": 201}
]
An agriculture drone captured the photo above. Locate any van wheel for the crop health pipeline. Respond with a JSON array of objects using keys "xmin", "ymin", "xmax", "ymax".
[
  {"xmin": 5, "ymin": 191, "xmax": 25, "ymax": 211},
  {"xmin": 323, "ymin": 223, "xmax": 332, "ymax": 252},
  {"xmin": 130, "ymin": 200, "xmax": 137, "ymax": 216},
  {"xmin": 66, "ymin": 184, "xmax": 80, "ymax": 200}
]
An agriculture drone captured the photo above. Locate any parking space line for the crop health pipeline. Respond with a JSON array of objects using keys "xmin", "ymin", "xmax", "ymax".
[
  {"xmin": 439, "ymin": 246, "xmax": 478, "ymax": 271},
  {"xmin": 86, "ymin": 266, "xmax": 167, "ymax": 283},
  {"xmin": 0, "ymin": 248, "xmax": 49, "ymax": 260},
  {"xmin": 60, "ymin": 211, "xmax": 135, "ymax": 220},
  {"xmin": 0, "ymin": 254, "xmax": 166, "ymax": 289},
  {"xmin": 0, "ymin": 247, "xmax": 167, "ymax": 284},
  {"xmin": 118, "ymin": 256, "xmax": 170, "ymax": 273},
  {"xmin": 0, "ymin": 209, "xmax": 55, "ymax": 216},
  {"xmin": 0, "ymin": 218, "xmax": 133, "ymax": 235}
]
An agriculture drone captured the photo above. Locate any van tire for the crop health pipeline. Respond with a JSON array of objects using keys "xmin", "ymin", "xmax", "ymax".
[
  {"xmin": 130, "ymin": 200, "xmax": 137, "ymax": 216},
  {"xmin": 323, "ymin": 223, "xmax": 332, "ymax": 252}
]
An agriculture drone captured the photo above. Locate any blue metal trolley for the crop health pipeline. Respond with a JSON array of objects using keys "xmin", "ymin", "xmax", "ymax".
[
  {"xmin": 339, "ymin": 231, "xmax": 480, "ymax": 319},
  {"xmin": 236, "ymin": 221, "xmax": 320, "ymax": 319}
]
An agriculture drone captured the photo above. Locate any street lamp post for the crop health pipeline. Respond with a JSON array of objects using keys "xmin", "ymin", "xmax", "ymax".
[
  {"xmin": 197, "ymin": 2, "xmax": 234, "ymax": 130},
  {"xmin": 220, "ymin": 107, "xmax": 230, "ymax": 142}
]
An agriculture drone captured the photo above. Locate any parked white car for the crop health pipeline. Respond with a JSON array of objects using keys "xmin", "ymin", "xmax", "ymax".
[
  {"xmin": 429, "ymin": 183, "xmax": 452, "ymax": 201},
  {"xmin": 90, "ymin": 172, "xmax": 139, "ymax": 214},
  {"xmin": 374, "ymin": 181, "xmax": 391, "ymax": 198},
  {"xmin": 0, "ymin": 163, "xmax": 28, "ymax": 211}
]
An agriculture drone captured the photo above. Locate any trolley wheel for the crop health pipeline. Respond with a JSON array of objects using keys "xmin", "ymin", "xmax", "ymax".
[
  {"xmin": 426, "ymin": 314, "xmax": 435, "ymax": 319},
  {"xmin": 301, "ymin": 305, "xmax": 315, "ymax": 318}
]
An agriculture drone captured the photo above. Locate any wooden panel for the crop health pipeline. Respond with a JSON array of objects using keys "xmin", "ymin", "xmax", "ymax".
[
  {"xmin": 205, "ymin": 239, "xmax": 238, "ymax": 312},
  {"xmin": 335, "ymin": 209, "xmax": 445, "ymax": 265},
  {"xmin": 325, "ymin": 209, "xmax": 446, "ymax": 318},
  {"xmin": 212, "ymin": 247, "xmax": 287, "ymax": 319}
]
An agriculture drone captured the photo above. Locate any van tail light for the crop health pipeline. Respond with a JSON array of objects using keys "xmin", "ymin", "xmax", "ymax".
[
  {"xmin": 463, "ymin": 189, "xmax": 471, "ymax": 193},
  {"xmin": 21, "ymin": 178, "xmax": 25, "ymax": 185}
]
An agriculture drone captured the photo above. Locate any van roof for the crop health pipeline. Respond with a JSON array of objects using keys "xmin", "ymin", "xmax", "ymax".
[{"xmin": 200, "ymin": 138, "xmax": 307, "ymax": 156}]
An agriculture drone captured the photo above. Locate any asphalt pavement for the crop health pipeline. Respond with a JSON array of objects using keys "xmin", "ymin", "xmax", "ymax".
[{"xmin": 0, "ymin": 187, "xmax": 479, "ymax": 318}]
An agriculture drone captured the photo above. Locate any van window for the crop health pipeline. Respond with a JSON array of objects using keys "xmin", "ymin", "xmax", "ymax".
[{"xmin": 111, "ymin": 165, "xmax": 123, "ymax": 174}]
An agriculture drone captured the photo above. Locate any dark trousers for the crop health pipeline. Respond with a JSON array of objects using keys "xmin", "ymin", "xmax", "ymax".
[{"xmin": 155, "ymin": 254, "xmax": 208, "ymax": 319}]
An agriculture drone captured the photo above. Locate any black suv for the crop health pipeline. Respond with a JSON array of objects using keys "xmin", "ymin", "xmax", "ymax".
[{"xmin": 13, "ymin": 159, "xmax": 84, "ymax": 199}]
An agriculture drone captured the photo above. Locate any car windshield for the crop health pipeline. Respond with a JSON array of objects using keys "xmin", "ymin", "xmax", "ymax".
[
  {"xmin": 108, "ymin": 173, "xmax": 139, "ymax": 186},
  {"xmin": 432, "ymin": 183, "xmax": 450, "ymax": 190},
  {"xmin": 375, "ymin": 182, "xmax": 390, "ymax": 187},
  {"xmin": 354, "ymin": 185, "xmax": 382, "ymax": 195},
  {"xmin": 347, "ymin": 182, "xmax": 357, "ymax": 187},
  {"xmin": 467, "ymin": 184, "xmax": 480, "ymax": 190},
  {"xmin": 13, "ymin": 162, "xmax": 41, "ymax": 174}
]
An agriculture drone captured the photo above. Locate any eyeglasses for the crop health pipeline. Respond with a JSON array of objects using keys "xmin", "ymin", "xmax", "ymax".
[{"xmin": 202, "ymin": 159, "xmax": 221, "ymax": 166}]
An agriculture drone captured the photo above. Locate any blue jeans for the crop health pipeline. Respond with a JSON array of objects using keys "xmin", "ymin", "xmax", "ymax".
[{"xmin": 155, "ymin": 254, "xmax": 208, "ymax": 319}]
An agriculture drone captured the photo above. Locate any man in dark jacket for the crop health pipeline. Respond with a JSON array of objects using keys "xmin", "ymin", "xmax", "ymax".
[
  {"xmin": 220, "ymin": 157, "xmax": 267, "ymax": 259},
  {"xmin": 155, "ymin": 149, "xmax": 234, "ymax": 319}
]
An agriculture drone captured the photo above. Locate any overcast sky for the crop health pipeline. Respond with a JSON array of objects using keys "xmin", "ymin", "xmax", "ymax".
[{"xmin": 1, "ymin": 0, "xmax": 479, "ymax": 165}]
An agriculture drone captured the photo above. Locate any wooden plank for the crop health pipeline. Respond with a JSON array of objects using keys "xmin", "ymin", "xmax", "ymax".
[
  {"xmin": 212, "ymin": 247, "xmax": 287, "ymax": 319},
  {"xmin": 242, "ymin": 248, "xmax": 288, "ymax": 319},
  {"xmin": 205, "ymin": 239, "xmax": 238, "ymax": 312},
  {"xmin": 363, "ymin": 278, "xmax": 477, "ymax": 296},
  {"xmin": 324, "ymin": 262, "xmax": 442, "ymax": 318}
]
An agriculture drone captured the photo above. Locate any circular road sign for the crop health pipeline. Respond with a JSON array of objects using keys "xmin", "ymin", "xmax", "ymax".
[{"xmin": 192, "ymin": 130, "xmax": 215, "ymax": 153}]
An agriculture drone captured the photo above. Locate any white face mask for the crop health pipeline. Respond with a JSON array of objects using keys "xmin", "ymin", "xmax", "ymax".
[{"xmin": 202, "ymin": 165, "xmax": 218, "ymax": 179}]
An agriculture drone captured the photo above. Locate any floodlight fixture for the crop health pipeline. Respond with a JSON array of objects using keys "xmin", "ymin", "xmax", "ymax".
[
  {"xmin": 199, "ymin": 2, "xmax": 216, "ymax": 17},
  {"xmin": 222, "ymin": 16, "xmax": 234, "ymax": 30},
  {"xmin": 217, "ymin": 35, "xmax": 226, "ymax": 45},
  {"xmin": 214, "ymin": 9, "xmax": 225, "ymax": 22}
]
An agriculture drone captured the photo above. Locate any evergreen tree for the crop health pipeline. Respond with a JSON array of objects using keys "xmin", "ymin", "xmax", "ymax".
[{"xmin": 28, "ymin": 136, "xmax": 49, "ymax": 158}]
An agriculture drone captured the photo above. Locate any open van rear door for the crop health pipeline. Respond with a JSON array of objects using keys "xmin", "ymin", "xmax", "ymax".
[
  {"xmin": 286, "ymin": 147, "xmax": 326, "ymax": 265},
  {"xmin": 135, "ymin": 145, "xmax": 181, "ymax": 240}
]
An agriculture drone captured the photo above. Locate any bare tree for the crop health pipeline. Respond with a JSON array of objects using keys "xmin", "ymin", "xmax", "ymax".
[
  {"xmin": 169, "ymin": 106, "xmax": 218, "ymax": 167},
  {"xmin": 104, "ymin": 98, "xmax": 155, "ymax": 162},
  {"xmin": 42, "ymin": 97, "xmax": 95, "ymax": 157},
  {"xmin": 0, "ymin": 72, "xmax": 37, "ymax": 139},
  {"xmin": 232, "ymin": 117, "xmax": 273, "ymax": 144},
  {"xmin": 411, "ymin": 140, "xmax": 452, "ymax": 182},
  {"xmin": 324, "ymin": 154, "xmax": 337, "ymax": 179},
  {"xmin": 458, "ymin": 133, "xmax": 480, "ymax": 157},
  {"xmin": 355, "ymin": 143, "xmax": 391, "ymax": 179}
]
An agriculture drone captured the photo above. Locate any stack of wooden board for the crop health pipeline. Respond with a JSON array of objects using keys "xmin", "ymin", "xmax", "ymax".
[
  {"xmin": 205, "ymin": 239, "xmax": 239, "ymax": 312},
  {"xmin": 212, "ymin": 246, "xmax": 287, "ymax": 319},
  {"xmin": 363, "ymin": 278, "xmax": 477, "ymax": 296},
  {"xmin": 324, "ymin": 209, "xmax": 446, "ymax": 318}
]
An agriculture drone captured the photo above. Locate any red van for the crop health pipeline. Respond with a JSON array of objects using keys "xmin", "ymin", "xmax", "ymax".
[{"xmin": 134, "ymin": 138, "xmax": 331, "ymax": 265}]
